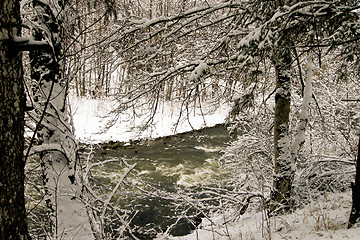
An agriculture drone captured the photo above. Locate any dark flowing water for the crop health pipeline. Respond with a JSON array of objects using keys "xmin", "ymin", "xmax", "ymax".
[{"xmin": 89, "ymin": 125, "xmax": 231, "ymax": 239}]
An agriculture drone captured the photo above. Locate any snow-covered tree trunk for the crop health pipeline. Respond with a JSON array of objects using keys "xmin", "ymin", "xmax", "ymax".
[
  {"xmin": 0, "ymin": 0, "xmax": 31, "ymax": 238},
  {"xmin": 271, "ymin": 49, "xmax": 314, "ymax": 214},
  {"xmin": 270, "ymin": 46, "xmax": 293, "ymax": 213},
  {"xmin": 291, "ymin": 55, "xmax": 313, "ymax": 167},
  {"xmin": 28, "ymin": 0, "xmax": 93, "ymax": 238}
]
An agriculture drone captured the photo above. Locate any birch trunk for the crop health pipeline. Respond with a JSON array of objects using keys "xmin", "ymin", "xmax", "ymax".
[{"xmin": 28, "ymin": 0, "xmax": 93, "ymax": 238}]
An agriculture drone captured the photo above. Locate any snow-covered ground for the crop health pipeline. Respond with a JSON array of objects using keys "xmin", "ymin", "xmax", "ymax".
[
  {"xmin": 69, "ymin": 95, "xmax": 230, "ymax": 143},
  {"xmin": 160, "ymin": 192, "xmax": 360, "ymax": 240}
]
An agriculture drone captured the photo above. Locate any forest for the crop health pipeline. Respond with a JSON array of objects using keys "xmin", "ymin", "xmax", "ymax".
[{"xmin": 1, "ymin": 0, "xmax": 360, "ymax": 239}]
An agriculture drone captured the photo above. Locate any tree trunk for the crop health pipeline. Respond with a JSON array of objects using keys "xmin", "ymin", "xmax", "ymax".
[
  {"xmin": 0, "ymin": 0, "xmax": 31, "ymax": 239},
  {"xmin": 270, "ymin": 46, "xmax": 293, "ymax": 213},
  {"xmin": 28, "ymin": 1, "xmax": 93, "ymax": 239},
  {"xmin": 348, "ymin": 135, "xmax": 360, "ymax": 228}
]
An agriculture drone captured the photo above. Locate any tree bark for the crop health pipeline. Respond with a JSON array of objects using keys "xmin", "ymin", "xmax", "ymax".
[
  {"xmin": 270, "ymin": 46, "xmax": 293, "ymax": 213},
  {"xmin": 0, "ymin": 0, "xmax": 31, "ymax": 239},
  {"xmin": 348, "ymin": 135, "xmax": 360, "ymax": 228}
]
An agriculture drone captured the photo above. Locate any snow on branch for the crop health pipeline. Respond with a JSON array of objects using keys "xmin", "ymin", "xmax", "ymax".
[
  {"xmin": 238, "ymin": 1, "xmax": 358, "ymax": 51},
  {"xmin": 12, "ymin": 36, "xmax": 50, "ymax": 51},
  {"xmin": 291, "ymin": 54, "xmax": 314, "ymax": 171},
  {"xmin": 190, "ymin": 61, "xmax": 209, "ymax": 82},
  {"xmin": 116, "ymin": 3, "xmax": 246, "ymax": 56},
  {"xmin": 127, "ymin": 1, "xmax": 245, "ymax": 31},
  {"xmin": 27, "ymin": 143, "xmax": 69, "ymax": 159}
]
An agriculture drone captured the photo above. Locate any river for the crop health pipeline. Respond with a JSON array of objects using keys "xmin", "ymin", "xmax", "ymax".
[{"xmin": 86, "ymin": 124, "xmax": 231, "ymax": 239}]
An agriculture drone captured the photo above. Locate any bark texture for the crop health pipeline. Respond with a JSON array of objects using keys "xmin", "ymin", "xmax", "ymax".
[
  {"xmin": 348, "ymin": 136, "xmax": 360, "ymax": 228},
  {"xmin": 0, "ymin": 0, "xmax": 31, "ymax": 239},
  {"xmin": 270, "ymin": 46, "xmax": 294, "ymax": 213}
]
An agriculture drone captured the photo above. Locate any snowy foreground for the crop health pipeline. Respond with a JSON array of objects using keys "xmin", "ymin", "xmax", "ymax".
[
  {"xmin": 161, "ymin": 193, "xmax": 360, "ymax": 240},
  {"xmin": 69, "ymin": 96, "xmax": 360, "ymax": 239}
]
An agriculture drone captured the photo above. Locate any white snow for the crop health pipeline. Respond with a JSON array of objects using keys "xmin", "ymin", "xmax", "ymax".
[
  {"xmin": 69, "ymin": 95, "xmax": 230, "ymax": 143},
  {"xmin": 291, "ymin": 56, "xmax": 313, "ymax": 171},
  {"xmin": 160, "ymin": 192, "xmax": 360, "ymax": 240},
  {"xmin": 190, "ymin": 61, "xmax": 209, "ymax": 82},
  {"xmin": 13, "ymin": 36, "xmax": 47, "ymax": 45}
]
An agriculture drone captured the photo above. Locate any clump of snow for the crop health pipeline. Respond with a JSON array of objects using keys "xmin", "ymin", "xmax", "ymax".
[{"xmin": 190, "ymin": 61, "xmax": 209, "ymax": 82}]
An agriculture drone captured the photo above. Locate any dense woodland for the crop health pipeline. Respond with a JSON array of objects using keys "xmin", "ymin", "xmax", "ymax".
[{"xmin": 1, "ymin": 0, "xmax": 360, "ymax": 239}]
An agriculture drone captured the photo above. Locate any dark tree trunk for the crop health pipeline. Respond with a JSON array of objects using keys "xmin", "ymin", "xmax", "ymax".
[
  {"xmin": 0, "ymin": 0, "xmax": 31, "ymax": 239},
  {"xmin": 348, "ymin": 135, "xmax": 360, "ymax": 228},
  {"xmin": 270, "ymin": 46, "xmax": 293, "ymax": 214}
]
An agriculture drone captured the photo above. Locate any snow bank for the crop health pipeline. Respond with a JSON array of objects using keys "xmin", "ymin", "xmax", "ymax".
[{"xmin": 69, "ymin": 95, "xmax": 230, "ymax": 143}]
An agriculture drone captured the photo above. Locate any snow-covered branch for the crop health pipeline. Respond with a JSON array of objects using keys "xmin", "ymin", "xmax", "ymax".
[
  {"xmin": 12, "ymin": 36, "xmax": 50, "ymax": 51},
  {"xmin": 291, "ymin": 54, "xmax": 313, "ymax": 170}
]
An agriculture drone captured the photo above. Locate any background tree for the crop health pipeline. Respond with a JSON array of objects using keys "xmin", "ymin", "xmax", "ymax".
[{"xmin": 349, "ymin": 136, "xmax": 360, "ymax": 227}]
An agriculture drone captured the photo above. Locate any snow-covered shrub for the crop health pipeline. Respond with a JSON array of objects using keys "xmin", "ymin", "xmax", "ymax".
[
  {"xmin": 220, "ymin": 133, "xmax": 273, "ymax": 195},
  {"xmin": 25, "ymin": 155, "xmax": 52, "ymax": 239},
  {"xmin": 293, "ymin": 156, "xmax": 355, "ymax": 206},
  {"xmin": 220, "ymin": 85, "xmax": 275, "ymax": 215},
  {"xmin": 290, "ymin": 55, "xmax": 359, "ymax": 205}
]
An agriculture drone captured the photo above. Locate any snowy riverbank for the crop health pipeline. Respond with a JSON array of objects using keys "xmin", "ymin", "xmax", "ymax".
[{"xmin": 70, "ymin": 96, "xmax": 230, "ymax": 143}]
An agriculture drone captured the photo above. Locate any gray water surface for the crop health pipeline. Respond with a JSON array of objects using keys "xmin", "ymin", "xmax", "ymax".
[{"xmin": 88, "ymin": 125, "xmax": 231, "ymax": 238}]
